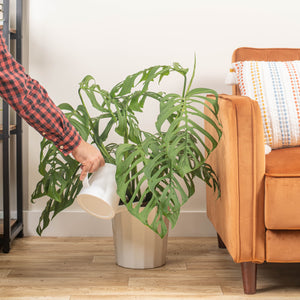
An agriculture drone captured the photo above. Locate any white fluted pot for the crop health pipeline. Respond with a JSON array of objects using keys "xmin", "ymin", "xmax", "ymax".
[{"xmin": 112, "ymin": 208, "xmax": 169, "ymax": 269}]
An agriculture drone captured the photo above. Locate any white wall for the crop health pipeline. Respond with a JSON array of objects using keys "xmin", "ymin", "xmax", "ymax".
[{"xmin": 24, "ymin": 0, "xmax": 300, "ymax": 236}]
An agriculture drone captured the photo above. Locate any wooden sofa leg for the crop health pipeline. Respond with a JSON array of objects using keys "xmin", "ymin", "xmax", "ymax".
[
  {"xmin": 217, "ymin": 233, "xmax": 226, "ymax": 249},
  {"xmin": 241, "ymin": 262, "xmax": 257, "ymax": 294}
]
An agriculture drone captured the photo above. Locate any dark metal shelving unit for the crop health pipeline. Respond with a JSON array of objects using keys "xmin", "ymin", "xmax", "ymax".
[{"xmin": 0, "ymin": 0, "xmax": 23, "ymax": 253}]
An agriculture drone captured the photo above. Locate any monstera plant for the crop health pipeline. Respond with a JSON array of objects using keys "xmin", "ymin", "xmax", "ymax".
[{"xmin": 31, "ymin": 59, "xmax": 222, "ymax": 238}]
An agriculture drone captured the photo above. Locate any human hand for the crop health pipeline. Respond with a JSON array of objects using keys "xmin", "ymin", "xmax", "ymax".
[{"xmin": 72, "ymin": 140, "xmax": 105, "ymax": 181}]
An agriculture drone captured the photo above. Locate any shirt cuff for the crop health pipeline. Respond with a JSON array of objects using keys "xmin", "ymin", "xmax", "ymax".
[{"xmin": 54, "ymin": 126, "xmax": 82, "ymax": 156}]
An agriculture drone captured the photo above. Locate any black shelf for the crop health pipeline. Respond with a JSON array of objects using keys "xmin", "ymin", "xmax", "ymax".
[
  {"xmin": 0, "ymin": 26, "xmax": 16, "ymax": 38},
  {"xmin": 0, "ymin": 125, "xmax": 17, "ymax": 139},
  {"xmin": 1, "ymin": 0, "xmax": 23, "ymax": 253}
]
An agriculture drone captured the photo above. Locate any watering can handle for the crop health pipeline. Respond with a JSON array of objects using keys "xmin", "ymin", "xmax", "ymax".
[{"xmin": 83, "ymin": 176, "xmax": 90, "ymax": 188}]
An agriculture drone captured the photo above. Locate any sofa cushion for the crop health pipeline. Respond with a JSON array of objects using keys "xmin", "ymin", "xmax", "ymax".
[
  {"xmin": 266, "ymin": 230, "xmax": 300, "ymax": 262},
  {"xmin": 266, "ymin": 146, "xmax": 300, "ymax": 176},
  {"xmin": 233, "ymin": 60, "xmax": 300, "ymax": 150},
  {"xmin": 265, "ymin": 147, "xmax": 300, "ymax": 229}
]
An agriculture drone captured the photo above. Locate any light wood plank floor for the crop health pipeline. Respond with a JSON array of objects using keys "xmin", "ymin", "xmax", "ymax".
[{"xmin": 0, "ymin": 237, "xmax": 300, "ymax": 299}]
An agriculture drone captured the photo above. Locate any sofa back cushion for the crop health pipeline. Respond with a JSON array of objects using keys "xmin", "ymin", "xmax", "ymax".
[
  {"xmin": 232, "ymin": 47, "xmax": 300, "ymax": 63},
  {"xmin": 231, "ymin": 48, "xmax": 300, "ymax": 96},
  {"xmin": 233, "ymin": 60, "xmax": 300, "ymax": 149}
]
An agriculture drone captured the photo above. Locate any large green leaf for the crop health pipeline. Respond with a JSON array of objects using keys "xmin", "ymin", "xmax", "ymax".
[
  {"xmin": 31, "ymin": 140, "xmax": 82, "ymax": 235},
  {"xmin": 155, "ymin": 91, "xmax": 221, "ymax": 177},
  {"xmin": 58, "ymin": 103, "xmax": 90, "ymax": 141},
  {"xmin": 31, "ymin": 103, "xmax": 92, "ymax": 234},
  {"xmin": 115, "ymin": 135, "xmax": 197, "ymax": 238}
]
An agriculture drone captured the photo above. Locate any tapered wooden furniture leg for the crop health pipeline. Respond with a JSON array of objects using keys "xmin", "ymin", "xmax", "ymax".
[
  {"xmin": 241, "ymin": 262, "xmax": 257, "ymax": 294},
  {"xmin": 217, "ymin": 233, "xmax": 226, "ymax": 249}
]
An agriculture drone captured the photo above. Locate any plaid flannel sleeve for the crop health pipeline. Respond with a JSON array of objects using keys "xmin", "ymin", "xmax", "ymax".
[{"xmin": 0, "ymin": 31, "xmax": 81, "ymax": 156}]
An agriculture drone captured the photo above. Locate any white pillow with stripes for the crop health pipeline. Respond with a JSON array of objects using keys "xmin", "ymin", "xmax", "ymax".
[{"xmin": 233, "ymin": 61, "xmax": 300, "ymax": 150}]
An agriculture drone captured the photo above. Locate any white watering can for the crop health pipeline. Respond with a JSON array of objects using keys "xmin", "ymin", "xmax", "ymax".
[{"xmin": 76, "ymin": 163, "xmax": 126, "ymax": 219}]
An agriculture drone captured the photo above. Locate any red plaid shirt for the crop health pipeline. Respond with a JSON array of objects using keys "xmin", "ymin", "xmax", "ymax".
[{"xmin": 0, "ymin": 31, "xmax": 81, "ymax": 156}]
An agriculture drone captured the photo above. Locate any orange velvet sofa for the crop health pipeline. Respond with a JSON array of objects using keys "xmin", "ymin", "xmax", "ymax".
[{"xmin": 205, "ymin": 47, "xmax": 300, "ymax": 294}]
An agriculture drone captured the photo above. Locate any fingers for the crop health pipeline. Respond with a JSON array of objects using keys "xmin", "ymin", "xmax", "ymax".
[
  {"xmin": 72, "ymin": 140, "xmax": 106, "ymax": 181},
  {"xmin": 80, "ymin": 156, "xmax": 105, "ymax": 181},
  {"xmin": 80, "ymin": 163, "xmax": 90, "ymax": 181}
]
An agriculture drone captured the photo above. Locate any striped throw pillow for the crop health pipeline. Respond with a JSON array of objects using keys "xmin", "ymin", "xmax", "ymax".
[{"xmin": 233, "ymin": 61, "xmax": 300, "ymax": 149}]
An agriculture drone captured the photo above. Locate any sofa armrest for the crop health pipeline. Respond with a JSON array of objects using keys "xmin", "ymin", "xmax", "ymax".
[{"xmin": 205, "ymin": 94, "xmax": 265, "ymax": 263}]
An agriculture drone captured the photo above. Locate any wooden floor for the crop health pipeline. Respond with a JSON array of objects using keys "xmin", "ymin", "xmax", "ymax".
[{"xmin": 0, "ymin": 237, "xmax": 300, "ymax": 299}]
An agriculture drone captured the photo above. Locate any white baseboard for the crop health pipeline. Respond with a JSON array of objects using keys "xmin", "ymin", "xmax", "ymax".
[
  {"xmin": 0, "ymin": 211, "xmax": 17, "ymax": 219},
  {"xmin": 24, "ymin": 210, "xmax": 216, "ymax": 237}
]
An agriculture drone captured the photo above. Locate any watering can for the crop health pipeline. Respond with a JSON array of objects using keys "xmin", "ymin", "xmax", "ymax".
[{"xmin": 76, "ymin": 163, "xmax": 126, "ymax": 219}]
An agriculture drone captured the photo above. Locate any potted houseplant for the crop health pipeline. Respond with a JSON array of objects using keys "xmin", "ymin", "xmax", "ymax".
[{"xmin": 31, "ymin": 59, "xmax": 222, "ymax": 268}]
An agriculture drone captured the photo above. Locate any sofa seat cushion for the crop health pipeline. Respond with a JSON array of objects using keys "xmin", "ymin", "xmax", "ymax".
[
  {"xmin": 266, "ymin": 230, "xmax": 300, "ymax": 262},
  {"xmin": 266, "ymin": 146, "xmax": 300, "ymax": 176},
  {"xmin": 265, "ymin": 147, "xmax": 300, "ymax": 229}
]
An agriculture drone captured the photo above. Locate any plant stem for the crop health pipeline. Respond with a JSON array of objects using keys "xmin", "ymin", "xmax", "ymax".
[
  {"xmin": 182, "ymin": 75, "xmax": 187, "ymax": 98},
  {"xmin": 186, "ymin": 54, "xmax": 197, "ymax": 94},
  {"xmin": 94, "ymin": 139, "xmax": 114, "ymax": 164},
  {"xmin": 78, "ymin": 89, "xmax": 114, "ymax": 164}
]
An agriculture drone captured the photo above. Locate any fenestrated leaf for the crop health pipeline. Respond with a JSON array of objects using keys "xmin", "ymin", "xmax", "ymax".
[
  {"xmin": 114, "ymin": 104, "xmax": 127, "ymax": 138},
  {"xmin": 35, "ymin": 173, "xmax": 82, "ymax": 235},
  {"xmin": 31, "ymin": 132, "xmax": 83, "ymax": 234},
  {"xmin": 172, "ymin": 62, "xmax": 189, "ymax": 76},
  {"xmin": 128, "ymin": 91, "xmax": 143, "ymax": 112},
  {"xmin": 118, "ymin": 71, "xmax": 143, "ymax": 96},
  {"xmin": 115, "ymin": 137, "xmax": 198, "ymax": 238},
  {"xmin": 193, "ymin": 163, "xmax": 220, "ymax": 198},
  {"xmin": 99, "ymin": 118, "xmax": 116, "ymax": 142},
  {"xmin": 36, "ymin": 200, "xmax": 52, "ymax": 236},
  {"xmin": 78, "ymin": 75, "xmax": 106, "ymax": 112},
  {"xmin": 58, "ymin": 103, "xmax": 90, "ymax": 141},
  {"xmin": 58, "ymin": 103, "xmax": 74, "ymax": 111},
  {"xmin": 155, "ymin": 89, "xmax": 221, "ymax": 177}
]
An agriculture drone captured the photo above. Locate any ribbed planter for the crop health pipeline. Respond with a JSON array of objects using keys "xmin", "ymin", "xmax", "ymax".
[{"xmin": 112, "ymin": 208, "xmax": 169, "ymax": 269}]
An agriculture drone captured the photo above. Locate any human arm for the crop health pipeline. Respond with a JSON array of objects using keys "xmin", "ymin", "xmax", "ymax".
[
  {"xmin": 0, "ymin": 31, "xmax": 104, "ymax": 178},
  {"xmin": 0, "ymin": 31, "xmax": 81, "ymax": 155}
]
